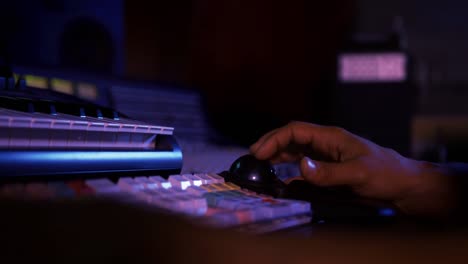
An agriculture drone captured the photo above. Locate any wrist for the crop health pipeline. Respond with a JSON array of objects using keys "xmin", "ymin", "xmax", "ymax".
[{"xmin": 396, "ymin": 159, "xmax": 457, "ymax": 218}]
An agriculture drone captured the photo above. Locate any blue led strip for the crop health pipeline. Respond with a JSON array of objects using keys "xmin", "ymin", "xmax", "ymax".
[{"xmin": 0, "ymin": 149, "xmax": 183, "ymax": 178}]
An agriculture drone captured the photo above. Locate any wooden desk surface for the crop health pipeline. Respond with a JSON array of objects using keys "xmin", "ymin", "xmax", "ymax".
[{"xmin": 1, "ymin": 198, "xmax": 468, "ymax": 264}]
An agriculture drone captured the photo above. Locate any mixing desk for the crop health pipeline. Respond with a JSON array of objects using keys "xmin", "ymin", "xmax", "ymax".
[
  {"xmin": 0, "ymin": 174, "xmax": 312, "ymax": 234},
  {"xmin": 0, "ymin": 76, "xmax": 399, "ymax": 234}
]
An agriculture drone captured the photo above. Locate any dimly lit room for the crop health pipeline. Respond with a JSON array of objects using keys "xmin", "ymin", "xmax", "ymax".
[{"xmin": 1, "ymin": 0, "xmax": 468, "ymax": 262}]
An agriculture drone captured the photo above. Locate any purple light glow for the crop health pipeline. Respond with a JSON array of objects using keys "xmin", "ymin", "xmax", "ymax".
[{"xmin": 339, "ymin": 53, "xmax": 407, "ymax": 83}]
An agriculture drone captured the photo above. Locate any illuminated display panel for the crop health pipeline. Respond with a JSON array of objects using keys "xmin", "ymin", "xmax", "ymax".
[
  {"xmin": 51, "ymin": 78, "xmax": 74, "ymax": 95},
  {"xmin": 77, "ymin": 82, "xmax": 98, "ymax": 100},
  {"xmin": 339, "ymin": 53, "xmax": 407, "ymax": 83},
  {"xmin": 24, "ymin": 75, "xmax": 48, "ymax": 89}
]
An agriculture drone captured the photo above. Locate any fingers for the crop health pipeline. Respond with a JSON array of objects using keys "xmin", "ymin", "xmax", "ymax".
[
  {"xmin": 250, "ymin": 128, "xmax": 278, "ymax": 153},
  {"xmin": 251, "ymin": 121, "xmax": 349, "ymax": 161},
  {"xmin": 300, "ymin": 157, "xmax": 367, "ymax": 187}
]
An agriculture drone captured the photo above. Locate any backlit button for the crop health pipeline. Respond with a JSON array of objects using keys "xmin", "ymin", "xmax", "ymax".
[
  {"xmin": 134, "ymin": 177, "xmax": 158, "ymax": 189},
  {"xmin": 203, "ymin": 192, "xmax": 225, "ymax": 207},
  {"xmin": 166, "ymin": 188, "xmax": 187, "ymax": 197},
  {"xmin": 206, "ymin": 212, "xmax": 240, "ymax": 227},
  {"xmin": 182, "ymin": 174, "xmax": 203, "ymax": 186},
  {"xmin": 117, "ymin": 177, "xmax": 145, "ymax": 193},
  {"xmin": 254, "ymin": 203, "xmax": 293, "ymax": 220},
  {"xmin": 150, "ymin": 188, "xmax": 174, "ymax": 197},
  {"xmin": 136, "ymin": 189, "xmax": 163, "ymax": 203},
  {"xmin": 210, "ymin": 183, "xmax": 230, "ymax": 191},
  {"xmin": 217, "ymin": 197, "xmax": 242, "ymax": 210},
  {"xmin": 225, "ymin": 182, "xmax": 241, "ymax": 190},
  {"xmin": 207, "ymin": 173, "xmax": 225, "ymax": 184},
  {"xmin": 194, "ymin": 173, "xmax": 216, "ymax": 185},
  {"xmin": 189, "ymin": 195, "xmax": 208, "ymax": 215},
  {"xmin": 168, "ymin": 175, "xmax": 191, "ymax": 190},
  {"xmin": 201, "ymin": 184, "xmax": 218, "ymax": 192},
  {"xmin": 276, "ymin": 199, "xmax": 311, "ymax": 214},
  {"xmin": 173, "ymin": 194, "xmax": 208, "ymax": 215},
  {"xmin": 148, "ymin": 176, "xmax": 172, "ymax": 189},
  {"xmin": 186, "ymin": 186, "xmax": 208, "ymax": 196}
]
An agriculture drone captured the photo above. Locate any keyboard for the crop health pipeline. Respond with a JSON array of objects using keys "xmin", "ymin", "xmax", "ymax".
[
  {"xmin": 0, "ymin": 174, "xmax": 312, "ymax": 234},
  {"xmin": 0, "ymin": 79, "xmax": 312, "ymax": 234}
]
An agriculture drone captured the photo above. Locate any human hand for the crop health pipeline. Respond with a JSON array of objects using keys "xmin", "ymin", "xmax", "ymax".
[{"xmin": 250, "ymin": 121, "xmax": 456, "ymax": 217}]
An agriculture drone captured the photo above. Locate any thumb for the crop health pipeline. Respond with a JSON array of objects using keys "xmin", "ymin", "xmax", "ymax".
[{"xmin": 300, "ymin": 157, "xmax": 366, "ymax": 187}]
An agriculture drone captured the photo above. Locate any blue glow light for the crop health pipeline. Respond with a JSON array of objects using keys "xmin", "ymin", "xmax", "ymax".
[
  {"xmin": 0, "ymin": 150, "xmax": 183, "ymax": 177},
  {"xmin": 379, "ymin": 208, "xmax": 395, "ymax": 217}
]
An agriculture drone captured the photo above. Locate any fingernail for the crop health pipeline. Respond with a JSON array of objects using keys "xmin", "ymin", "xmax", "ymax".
[{"xmin": 302, "ymin": 157, "xmax": 317, "ymax": 172}]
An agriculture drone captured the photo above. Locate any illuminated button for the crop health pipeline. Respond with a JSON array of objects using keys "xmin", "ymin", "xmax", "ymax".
[
  {"xmin": 166, "ymin": 188, "xmax": 187, "ymax": 197},
  {"xmin": 246, "ymin": 215, "xmax": 312, "ymax": 234},
  {"xmin": 165, "ymin": 195, "xmax": 192, "ymax": 213},
  {"xmin": 117, "ymin": 177, "xmax": 145, "ymax": 193},
  {"xmin": 194, "ymin": 173, "xmax": 216, "ymax": 185},
  {"xmin": 276, "ymin": 199, "xmax": 311, "ymax": 214},
  {"xmin": 136, "ymin": 189, "xmax": 160, "ymax": 203},
  {"xmin": 182, "ymin": 174, "xmax": 203, "ymax": 186},
  {"xmin": 217, "ymin": 197, "xmax": 243, "ymax": 210},
  {"xmin": 225, "ymin": 182, "xmax": 241, "ymax": 190},
  {"xmin": 201, "ymin": 184, "xmax": 218, "ymax": 192},
  {"xmin": 210, "ymin": 183, "xmax": 230, "ymax": 191},
  {"xmin": 206, "ymin": 212, "xmax": 240, "ymax": 227},
  {"xmin": 150, "ymin": 188, "xmax": 173, "ymax": 197},
  {"xmin": 186, "ymin": 186, "xmax": 208, "ymax": 196},
  {"xmin": 134, "ymin": 177, "xmax": 158, "ymax": 189},
  {"xmin": 168, "ymin": 175, "xmax": 191, "ymax": 190},
  {"xmin": 207, "ymin": 173, "xmax": 225, "ymax": 184},
  {"xmin": 151, "ymin": 196, "xmax": 176, "ymax": 209},
  {"xmin": 190, "ymin": 196, "xmax": 209, "ymax": 215},
  {"xmin": 148, "ymin": 176, "xmax": 172, "ymax": 189},
  {"xmin": 254, "ymin": 203, "xmax": 293, "ymax": 220},
  {"xmin": 173, "ymin": 195, "xmax": 208, "ymax": 215},
  {"xmin": 85, "ymin": 179, "xmax": 119, "ymax": 194},
  {"xmin": 203, "ymin": 192, "xmax": 225, "ymax": 207},
  {"xmin": 233, "ymin": 202, "xmax": 256, "ymax": 211}
]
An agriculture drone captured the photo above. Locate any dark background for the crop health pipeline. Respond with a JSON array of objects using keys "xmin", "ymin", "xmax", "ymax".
[{"xmin": 1, "ymin": 0, "xmax": 468, "ymax": 160}]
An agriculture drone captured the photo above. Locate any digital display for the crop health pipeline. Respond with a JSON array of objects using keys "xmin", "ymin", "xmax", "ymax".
[
  {"xmin": 51, "ymin": 78, "xmax": 74, "ymax": 95},
  {"xmin": 24, "ymin": 75, "xmax": 48, "ymax": 89},
  {"xmin": 338, "ymin": 53, "xmax": 407, "ymax": 83},
  {"xmin": 77, "ymin": 82, "xmax": 98, "ymax": 100}
]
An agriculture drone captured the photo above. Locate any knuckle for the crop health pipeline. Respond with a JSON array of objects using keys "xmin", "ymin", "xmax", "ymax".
[
  {"xmin": 329, "ymin": 126, "xmax": 347, "ymax": 136},
  {"xmin": 287, "ymin": 120, "xmax": 303, "ymax": 128}
]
